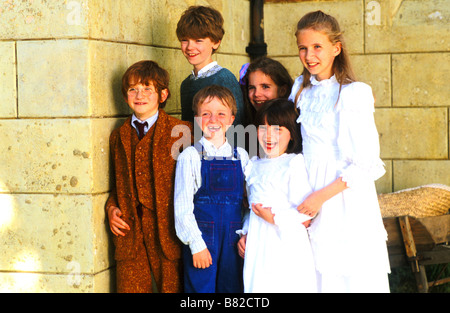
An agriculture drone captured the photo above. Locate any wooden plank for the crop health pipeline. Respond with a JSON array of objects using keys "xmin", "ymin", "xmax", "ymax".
[
  {"xmin": 384, "ymin": 217, "xmax": 403, "ymax": 247},
  {"xmin": 419, "ymin": 245, "xmax": 450, "ymax": 266},
  {"xmin": 399, "ymin": 216, "xmax": 417, "ymax": 259},
  {"xmin": 418, "ymin": 215, "xmax": 450, "ymax": 244}
]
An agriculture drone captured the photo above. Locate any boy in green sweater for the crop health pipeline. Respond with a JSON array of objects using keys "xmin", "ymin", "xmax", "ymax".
[{"xmin": 176, "ymin": 5, "xmax": 244, "ymax": 127}]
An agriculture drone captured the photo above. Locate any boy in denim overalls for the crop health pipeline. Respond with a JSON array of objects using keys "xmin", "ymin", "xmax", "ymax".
[{"xmin": 174, "ymin": 85, "xmax": 249, "ymax": 292}]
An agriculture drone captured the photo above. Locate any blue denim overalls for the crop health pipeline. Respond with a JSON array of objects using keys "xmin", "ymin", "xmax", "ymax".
[{"xmin": 183, "ymin": 143, "xmax": 244, "ymax": 293}]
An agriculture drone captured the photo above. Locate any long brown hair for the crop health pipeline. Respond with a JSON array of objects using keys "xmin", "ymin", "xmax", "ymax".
[{"xmin": 294, "ymin": 11, "xmax": 356, "ymax": 103}]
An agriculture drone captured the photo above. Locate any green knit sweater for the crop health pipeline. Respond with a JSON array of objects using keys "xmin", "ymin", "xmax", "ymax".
[{"xmin": 180, "ymin": 67, "xmax": 245, "ymax": 126}]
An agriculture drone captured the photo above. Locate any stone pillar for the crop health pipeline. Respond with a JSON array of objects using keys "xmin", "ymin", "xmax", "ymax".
[
  {"xmin": 0, "ymin": 0, "xmax": 250, "ymax": 292},
  {"xmin": 0, "ymin": 0, "xmax": 124, "ymax": 292}
]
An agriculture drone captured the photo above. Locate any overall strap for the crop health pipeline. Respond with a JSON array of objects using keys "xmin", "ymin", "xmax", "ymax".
[
  {"xmin": 233, "ymin": 147, "xmax": 240, "ymax": 160},
  {"xmin": 193, "ymin": 142, "xmax": 207, "ymax": 160}
]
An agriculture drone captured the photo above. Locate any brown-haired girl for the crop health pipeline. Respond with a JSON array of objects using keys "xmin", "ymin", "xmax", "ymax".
[
  {"xmin": 241, "ymin": 57, "xmax": 293, "ymax": 127},
  {"xmin": 237, "ymin": 99, "xmax": 317, "ymax": 293},
  {"xmin": 289, "ymin": 11, "xmax": 390, "ymax": 292}
]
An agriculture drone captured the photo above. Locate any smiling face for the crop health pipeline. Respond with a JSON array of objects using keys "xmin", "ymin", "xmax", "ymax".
[
  {"xmin": 247, "ymin": 70, "xmax": 280, "ymax": 111},
  {"xmin": 296, "ymin": 28, "xmax": 341, "ymax": 81},
  {"xmin": 125, "ymin": 82, "xmax": 168, "ymax": 121},
  {"xmin": 180, "ymin": 37, "xmax": 221, "ymax": 75},
  {"xmin": 258, "ymin": 122, "xmax": 292, "ymax": 158},
  {"xmin": 196, "ymin": 96, "xmax": 235, "ymax": 147}
]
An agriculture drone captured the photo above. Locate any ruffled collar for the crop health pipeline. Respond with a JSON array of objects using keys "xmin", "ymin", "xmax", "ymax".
[{"xmin": 310, "ymin": 75, "xmax": 337, "ymax": 86}]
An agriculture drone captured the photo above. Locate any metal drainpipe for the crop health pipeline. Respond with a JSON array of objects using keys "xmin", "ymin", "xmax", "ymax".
[{"xmin": 246, "ymin": 0, "xmax": 267, "ymax": 61}]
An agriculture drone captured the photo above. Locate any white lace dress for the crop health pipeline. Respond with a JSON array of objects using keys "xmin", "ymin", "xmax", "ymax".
[
  {"xmin": 289, "ymin": 75, "xmax": 391, "ymax": 293},
  {"xmin": 242, "ymin": 153, "xmax": 317, "ymax": 293}
]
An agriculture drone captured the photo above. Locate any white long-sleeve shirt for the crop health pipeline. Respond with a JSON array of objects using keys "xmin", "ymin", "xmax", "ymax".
[{"xmin": 174, "ymin": 137, "xmax": 250, "ymax": 254}]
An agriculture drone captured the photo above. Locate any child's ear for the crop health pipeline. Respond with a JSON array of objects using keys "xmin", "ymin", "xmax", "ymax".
[
  {"xmin": 159, "ymin": 88, "xmax": 169, "ymax": 103},
  {"xmin": 333, "ymin": 41, "xmax": 342, "ymax": 56},
  {"xmin": 279, "ymin": 85, "xmax": 288, "ymax": 98},
  {"xmin": 212, "ymin": 40, "xmax": 221, "ymax": 51}
]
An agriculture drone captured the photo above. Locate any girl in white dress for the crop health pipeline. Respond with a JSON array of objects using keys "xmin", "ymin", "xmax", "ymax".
[
  {"xmin": 237, "ymin": 99, "xmax": 317, "ymax": 293},
  {"xmin": 289, "ymin": 11, "xmax": 390, "ymax": 292}
]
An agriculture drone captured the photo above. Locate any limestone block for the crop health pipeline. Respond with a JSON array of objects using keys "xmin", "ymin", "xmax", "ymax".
[
  {"xmin": 150, "ymin": 0, "xmax": 195, "ymax": 49},
  {"xmin": 88, "ymin": 0, "xmax": 153, "ymax": 44},
  {"xmin": 0, "ymin": 268, "xmax": 113, "ymax": 293},
  {"xmin": 0, "ymin": 118, "xmax": 119, "ymax": 194},
  {"xmin": 375, "ymin": 160, "xmax": 393, "ymax": 194},
  {"xmin": 0, "ymin": 0, "xmax": 88, "ymax": 40},
  {"xmin": 393, "ymin": 160, "xmax": 450, "ymax": 191},
  {"xmin": 150, "ymin": 0, "xmax": 249, "ymax": 55},
  {"xmin": 352, "ymin": 54, "xmax": 391, "ymax": 107},
  {"xmin": 0, "ymin": 193, "xmax": 111, "ymax": 275},
  {"xmin": 365, "ymin": 0, "xmax": 450, "ymax": 53},
  {"xmin": 91, "ymin": 118, "xmax": 126, "ymax": 194},
  {"xmin": 89, "ymin": 41, "xmax": 129, "ymax": 117},
  {"xmin": 215, "ymin": 53, "xmax": 250, "ymax": 81},
  {"xmin": 392, "ymin": 53, "xmax": 450, "ymax": 107},
  {"xmin": 272, "ymin": 56, "xmax": 304, "ymax": 80},
  {"xmin": 17, "ymin": 40, "xmax": 90, "ymax": 118},
  {"xmin": 265, "ymin": 0, "xmax": 364, "ymax": 56},
  {"xmin": 220, "ymin": 0, "xmax": 250, "ymax": 55},
  {"xmin": 18, "ymin": 40, "xmax": 130, "ymax": 118},
  {"xmin": 375, "ymin": 108, "xmax": 448, "ymax": 159},
  {"xmin": 0, "ymin": 42, "xmax": 16, "ymax": 117}
]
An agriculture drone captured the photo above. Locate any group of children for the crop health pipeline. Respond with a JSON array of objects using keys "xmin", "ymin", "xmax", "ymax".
[{"xmin": 106, "ymin": 7, "xmax": 391, "ymax": 293}]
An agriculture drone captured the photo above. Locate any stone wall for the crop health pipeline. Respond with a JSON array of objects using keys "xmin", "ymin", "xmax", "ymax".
[
  {"xmin": 264, "ymin": 0, "xmax": 449, "ymax": 193},
  {"xmin": 0, "ymin": 0, "xmax": 249, "ymax": 292},
  {"xmin": 0, "ymin": 0, "xmax": 448, "ymax": 292}
]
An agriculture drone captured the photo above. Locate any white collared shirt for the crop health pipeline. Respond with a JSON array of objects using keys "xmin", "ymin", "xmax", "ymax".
[
  {"xmin": 174, "ymin": 137, "xmax": 250, "ymax": 254},
  {"xmin": 191, "ymin": 61, "xmax": 221, "ymax": 79},
  {"xmin": 130, "ymin": 111, "xmax": 159, "ymax": 136}
]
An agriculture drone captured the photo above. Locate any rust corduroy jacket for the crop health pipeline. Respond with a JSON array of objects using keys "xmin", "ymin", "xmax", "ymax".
[{"xmin": 106, "ymin": 110, "xmax": 192, "ymax": 261}]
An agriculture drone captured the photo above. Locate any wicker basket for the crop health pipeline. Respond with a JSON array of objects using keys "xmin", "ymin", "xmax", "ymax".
[{"xmin": 378, "ymin": 184, "xmax": 450, "ymax": 218}]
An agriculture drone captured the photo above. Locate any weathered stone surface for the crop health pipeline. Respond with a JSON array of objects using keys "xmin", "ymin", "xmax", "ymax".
[
  {"xmin": 265, "ymin": 0, "xmax": 364, "ymax": 56},
  {"xmin": 17, "ymin": 40, "xmax": 90, "ymax": 118},
  {"xmin": 0, "ymin": 0, "xmax": 88, "ymax": 39},
  {"xmin": 0, "ymin": 193, "xmax": 111, "ymax": 275},
  {"xmin": 375, "ymin": 108, "xmax": 448, "ymax": 159},
  {"xmin": 0, "ymin": 118, "xmax": 119, "ymax": 194},
  {"xmin": 0, "ymin": 42, "xmax": 16, "ymax": 117},
  {"xmin": 393, "ymin": 53, "xmax": 450, "ymax": 107},
  {"xmin": 88, "ymin": 0, "xmax": 152, "ymax": 44},
  {"xmin": 352, "ymin": 54, "xmax": 391, "ymax": 108},
  {"xmin": 393, "ymin": 160, "xmax": 450, "ymax": 191},
  {"xmin": 89, "ymin": 41, "xmax": 129, "ymax": 117},
  {"xmin": 375, "ymin": 160, "xmax": 393, "ymax": 194},
  {"xmin": 365, "ymin": 0, "xmax": 450, "ymax": 53}
]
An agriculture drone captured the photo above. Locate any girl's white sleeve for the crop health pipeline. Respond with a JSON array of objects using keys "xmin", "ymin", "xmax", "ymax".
[
  {"xmin": 273, "ymin": 154, "xmax": 313, "ymax": 231},
  {"xmin": 337, "ymin": 82, "xmax": 385, "ymax": 187},
  {"xmin": 173, "ymin": 148, "xmax": 206, "ymax": 255}
]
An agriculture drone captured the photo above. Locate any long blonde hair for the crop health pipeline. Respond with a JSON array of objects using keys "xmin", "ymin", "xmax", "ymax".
[{"xmin": 294, "ymin": 11, "xmax": 356, "ymax": 104}]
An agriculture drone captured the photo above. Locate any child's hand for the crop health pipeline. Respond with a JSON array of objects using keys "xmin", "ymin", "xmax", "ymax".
[
  {"xmin": 237, "ymin": 234, "xmax": 247, "ymax": 259},
  {"xmin": 302, "ymin": 220, "xmax": 312, "ymax": 228},
  {"xmin": 252, "ymin": 203, "xmax": 275, "ymax": 224},
  {"xmin": 297, "ymin": 190, "xmax": 325, "ymax": 218},
  {"xmin": 193, "ymin": 248, "xmax": 213, "ymax": 269},
  {"xmin": 107, "ymin": 206, "xmax": 130, "ymax": 237}
]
